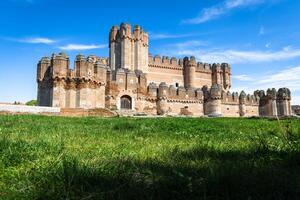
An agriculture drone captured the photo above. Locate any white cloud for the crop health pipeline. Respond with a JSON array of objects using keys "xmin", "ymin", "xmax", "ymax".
[
  {"xmin": 173, "ymin": 47, "xmax": 300, "ymax": 64},
  {"xmin": 150, "ymin": 33, "xmax": 194, "ymax": 40},
  {"xmin": 232, "ymin": 74, "xmax": 254, "ymax": 81},
  {"xmin": 182, "ymin": 0, "xmax": 264, "ymax": 24},
  {"xmin": 257, "ymin": 66, "xmax": 300, "ymax": 87},
  {"xmin": 231, "ymin": 66, "xmax": 300, "ymax": 104},
  {"xmin": 59, "ymin": 44, "xmax": 106, "ymax": 51},
  {"xmin": 17, "ymin": 37, "xmax": 56, "ymax": 44},
  {"xmin": 174, "ymin": 40, "xmax": 208, "ymax": 48}
]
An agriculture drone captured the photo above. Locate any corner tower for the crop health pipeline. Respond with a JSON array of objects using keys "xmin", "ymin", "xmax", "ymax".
[{"xmin": 109, "ymin": 23, "xmax": 149, "ymax": 72}]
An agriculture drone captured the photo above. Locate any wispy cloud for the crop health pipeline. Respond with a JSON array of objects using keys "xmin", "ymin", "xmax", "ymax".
[
  {"xmin": 232, "ymin": 74, "xmax": 254, "ymax": 81},
  {"xmin": 18, "ymin": 37, "xmax": 57, "ymax": 44},
  {"xmin": 171, "ymin": 46, "xmax": 300, "ymax": 64},
  {"xmin": 174, "ymin": 40, "xmax": 209, "ymax": 48},
  {"xmin": 1, "ymin": 37, "xmax": 57, "ymax": 44},
  {"xmin": 231, "ymin": 66, "xmax": 300, "ymax": 104},
  {"xmin": 150, "ymin": 33, "xmax": 194, "ymax": 40},
  {"xmin": 182, "ymin": 0, "xmax": 264, "ymax": 24},
  {"xmin": 59, "ymin": 44, "xmax": 106, "ymax": 51}
]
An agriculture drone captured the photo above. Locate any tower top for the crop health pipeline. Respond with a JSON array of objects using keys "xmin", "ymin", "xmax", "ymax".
[{"xmin": 109, "ymin": 22, "xmax": 148, "ymax": 45}]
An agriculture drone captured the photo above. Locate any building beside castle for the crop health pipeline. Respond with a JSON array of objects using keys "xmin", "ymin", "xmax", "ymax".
[{"xmin": 37, "ymin": 23, "xmax": 292, "ymax": 117}]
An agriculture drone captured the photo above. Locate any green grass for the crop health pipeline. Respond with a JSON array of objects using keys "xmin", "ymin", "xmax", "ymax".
[{"xmin": 0, "ymin": 115, "xmax": 300, "ymax": 200}]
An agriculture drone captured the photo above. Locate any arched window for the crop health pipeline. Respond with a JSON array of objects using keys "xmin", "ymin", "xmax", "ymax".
[{"xmin": 120, "ymin": 95, "xmax": 132, "ymax": 110}]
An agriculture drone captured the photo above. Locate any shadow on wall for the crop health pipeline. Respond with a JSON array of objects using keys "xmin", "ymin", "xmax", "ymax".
[{"xmin": 23, "ymin": 145, "xmax": 300, "ymax": 200}]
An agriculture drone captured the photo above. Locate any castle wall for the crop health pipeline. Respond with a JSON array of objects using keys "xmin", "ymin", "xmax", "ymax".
[
  {"xmin": 147, "ymin": 65, "xmax": 184, "ymax": 86},
  {"xmin": 65, "ymin": 88, "xmax": 76, "ymax": 108},
  {"xmin": 221, "ymin": 104, "xmax": 259, "ymax": 117},
  {"xmin": 135, "ymin": 98, "xmax": 157, "ymax": 115},
  {"xmin": 96, "ymin": 86, "xmax": 105, "ymax": 108},
  {"xmin": 245, "ymin": 105, "xmax": 259, "ymax": 116},
  {"xmin": 52, "ymin": 81, "xmax": 66, "ymax": 107},
  {"xmin": 194, "ymin": 71, "xmax": 212, "ymax": 88},
  {"xmin": 165, "ymin": 101, "xmax": 203, "ymax": 116},
  {"xmin": 221, "ymin": 103, "xmax": 240, "ymax": 117}
]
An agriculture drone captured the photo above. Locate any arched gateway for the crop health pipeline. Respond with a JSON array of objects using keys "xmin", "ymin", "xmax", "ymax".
[{"xmin": 120, "ymin": 95, "xmax": 132, "ymax": 110}]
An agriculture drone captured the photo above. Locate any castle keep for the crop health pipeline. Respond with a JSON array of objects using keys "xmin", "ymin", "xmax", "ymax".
[{"xmin": 37, "ymin": 23, "xmax": 292, "ymax": 117}]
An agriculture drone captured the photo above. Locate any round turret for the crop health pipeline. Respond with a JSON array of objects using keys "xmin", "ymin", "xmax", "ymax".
[
  {"xmin": 157, "ymin": 82, "xmax": 169, "ymax": 115},
  {"xmin": 184, "ymin": 56, "xmax": 196, "ymax": 88},
  {"xmin": 205, "ymin": 84, "xmax": 222, "ymax": 117},
  {"xmin": 277, "ymin": 88, "xmax": 291, "ymax": 100},
  {"xmin": 158, "ymin": 82, "xmax": 168, "ymax": 99},
  {"xmin": 239, "ymin": 91, "xmax": 247, "ymax": 117}
]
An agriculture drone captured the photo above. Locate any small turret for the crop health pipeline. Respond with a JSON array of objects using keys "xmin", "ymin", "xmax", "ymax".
[
  {"xmin": 51, "ymin": 52, "xmax": 69, "ymax": 78},
  {"xmin": 183, "ymin": 56, "xmax": 196, "ymax": 89},
  {"xmin": 221, "ymin": 63, "xmax": 231, "ymax": 90},
  {"xmin": 277, "ymin": 88, "xmax": 291, "ymax": 116},
  {"xmin": 205, "ymin": 84, "xmax": 222, "ymax": 117},
  {"xmin": 239, "ymin": 91, "xmax": 247, "ymax": 117},
  {"xmin": 94, "ymin": 61, "xmax": 107, "ymax": 83},
  {"xmin": 158, "ymin": 82, "xmax": 168, "ymax": 99},
  {"xmin": 157, "ymin": 82, "xmax": 169, "ymax": 115},
  {"xmin": 75, "ymin": 54, "xmax": 86, "ymax": 78},
  {"xmin": 109, "ymin": 26, "xmax": 119, "ymax": 44},
  {"xmin": 148, "ymin": 82, "xmax": 158, "ymax": 97},
  {"xmin": 266, "ymin": 88, "xmax": 278, "ymax": 116},
  {"xmin": 37, "ymin": 56, "xmax": 50, "ymax": 81}
]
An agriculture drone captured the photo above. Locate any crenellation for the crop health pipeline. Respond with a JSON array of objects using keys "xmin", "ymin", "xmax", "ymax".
[
  {"xmin": 162, "ymin": 56, "xmax": 170, "ymax": 65},
  {"xmin": 170, "ymin": 57, "xmax": 177, "ymax": 66},
  {"xmin": 148, "ymin": 54, "xmax": 153, "ymax": 64},
  {"xmin": 153, "ymin": 55, "xmax": 161, "ymax": 64},
  {"xmin": 169, "ymin": 85, "xmax": 177, "ymax": 98}
]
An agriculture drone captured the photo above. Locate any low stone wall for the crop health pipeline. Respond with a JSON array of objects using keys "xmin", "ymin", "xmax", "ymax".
[
  {"xmin": 60, "ymin": 108, "xmax": 117, "ymax": 117},
  {"xmin": 0, "ymin": 104, "xmax": 60, "ymax": 115}
]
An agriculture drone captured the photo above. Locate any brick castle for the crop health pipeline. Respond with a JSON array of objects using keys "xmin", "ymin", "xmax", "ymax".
[{"xmin": 37, "ymin": 23, "xmax": 292, "ymax": 117}]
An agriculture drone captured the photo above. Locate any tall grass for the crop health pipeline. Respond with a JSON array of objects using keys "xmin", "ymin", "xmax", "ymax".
[{"xmin": 0, "ymin": 115, "xmax": 299, "ymax": 199}]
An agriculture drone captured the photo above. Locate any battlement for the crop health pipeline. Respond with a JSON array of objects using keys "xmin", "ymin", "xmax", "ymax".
[
  {"xmin": 148, "ymin": 54, "xmax": 229, "ymax": 74},
  {"xmin": 255, "ymin": 88, "xmax": 291, "ymax": 101},
  {"xmin": 221, "ymin": 90, "xmax": 260, "ymax": 105},
  {"xmin": 254, "ymin": 88, "xmax": 292, "ymax": 116},
  {"xmin": 147, "ymin": 82, "xmax": 203, "ymax": 102},
  {"xmin": 148, "ymin": 54, "xmax": 184, "ymax": 69},
  {"xmin": 37, "ymin": 52, "xmax": 108, "ymax": 83},
  {"xmin": 109, "ymin": 22, "xmax": 148, "ymax": 46}
]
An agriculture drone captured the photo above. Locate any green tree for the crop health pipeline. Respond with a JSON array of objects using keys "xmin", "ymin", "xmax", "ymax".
[{"xmin": 25, "ymin": 100, "xmax": 37, "ymax": 106}]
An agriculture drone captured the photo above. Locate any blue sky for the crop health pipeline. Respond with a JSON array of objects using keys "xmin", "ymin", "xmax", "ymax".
[{"xmin": 0, "ymin": 0, "xmax": 300, "ymax": 104}]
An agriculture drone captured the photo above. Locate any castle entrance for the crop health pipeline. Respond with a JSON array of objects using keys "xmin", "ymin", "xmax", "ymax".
[{"xmin": 120, "ymin": 95, "xmax": 132, "ymax": 110}]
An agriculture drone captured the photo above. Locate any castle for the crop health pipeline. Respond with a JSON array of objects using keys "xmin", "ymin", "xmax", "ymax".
[{"xmin": 37, "ymin": 23, "xmax": 292, "ymax": 117}]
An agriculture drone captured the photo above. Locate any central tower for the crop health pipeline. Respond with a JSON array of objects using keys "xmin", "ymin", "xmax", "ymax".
[{"xmin": 109, "ymin": 23, "xmax": 149, "ymax": 72}]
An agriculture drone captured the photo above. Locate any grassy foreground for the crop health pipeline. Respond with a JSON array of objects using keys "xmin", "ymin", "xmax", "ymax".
[{"xmin": 0, "ymin": 115, "xmax": 300, "ymax": 200}]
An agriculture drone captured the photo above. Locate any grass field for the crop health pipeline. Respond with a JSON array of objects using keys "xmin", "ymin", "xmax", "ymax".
[{"xmin": 0, "ymin": 115, "xmax": 300, "ymax": 200}]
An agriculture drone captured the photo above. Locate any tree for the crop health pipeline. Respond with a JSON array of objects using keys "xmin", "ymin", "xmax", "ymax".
[{"xmin": 25, "ymin": 100, "xmax": 37, "ymax": 106}]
